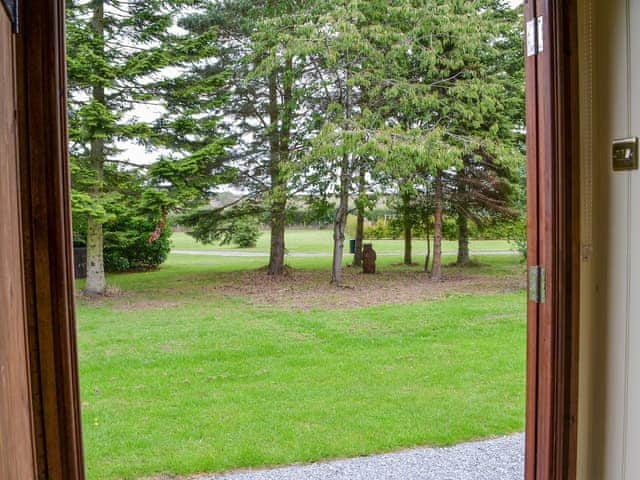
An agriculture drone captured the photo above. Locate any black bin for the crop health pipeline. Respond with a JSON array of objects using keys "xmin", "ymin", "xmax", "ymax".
[
  {"xmin": 349, "ymin": 239, "xmax": 356, "ymax": 254},
  {"xmin": 74, "ymin": 246, "xmax": 87, "ymax": 279}
]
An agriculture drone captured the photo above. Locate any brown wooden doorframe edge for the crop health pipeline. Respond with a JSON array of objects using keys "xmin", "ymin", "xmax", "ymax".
[
  {"xmin": 15, "ymin": 0, "xmax": 85, "ymax": 477},
  {"xmin": 524, "ymin": 0, "xmax": 581, "ymax": 479}
]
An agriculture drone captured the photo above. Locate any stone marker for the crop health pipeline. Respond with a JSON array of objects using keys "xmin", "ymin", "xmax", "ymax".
[{"xmin": 362, "ymin": 243, "xmax": 377, "ymax": 274}]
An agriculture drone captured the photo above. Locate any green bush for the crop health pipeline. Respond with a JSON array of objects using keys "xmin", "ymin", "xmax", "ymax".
[
  {"xmin": 364, "ymin": 218, "xmax": 402, "ymax": 240},
  {"xmin": 103, "ymin": 213, "xmax": 171, "ymax": 272},
  {"xmin": 73, "ymin": 207, "xmax": 172, "ymax": 273},
  {"xmin": 230, "ymin": 218, "xmax": 261, "ymax": 248},
  {"xmin": 506, "ymin": 216, "xmax": 527, "ymax": 259}
]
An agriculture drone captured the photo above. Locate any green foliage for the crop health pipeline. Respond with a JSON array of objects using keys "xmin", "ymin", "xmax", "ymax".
[
  {"xmin": 103, "ymin": 216, "xmax": 171, "ymax": 273},
  {"xmin": 163, "ymin": 0, "xmax": 524, "ymax": 273},
  {"xmin": 72, "ymin": 171, "xmax": 172, "ymax": 272},
  {"xmin": 66, "ymin": 0, "xmax": 231, "ymax": 288},
  {"xmin": 366, "ymin": 0, "xmax": 525, "ymax": 263},
  {"xmin": 227, "ymin": 218, "xmax": 261, "ymax": 249},
  {"xmin": 175, "ymin": 1, "xmax": 327, "ymax": 257},
  {"xmin": 364, "ymin": 218, "xmax": 399, "ymax": 240},
  {"xmin": 506, "ymin": 216, "xmax": 527, "ymax": 260},
  {"xmin": 506, "ymin": 165, "xmax": 528, "ymax": 259},
  {"xmin": 66, "ymin": 0, "xmax": 525, "ymax": 282}
]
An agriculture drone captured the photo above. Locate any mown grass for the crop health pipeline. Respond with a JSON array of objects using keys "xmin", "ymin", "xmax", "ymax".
[
  {"xmin": 170, "ymin": 230, "xmax": 515, "ymax": 255},
  {"xmin": 77, "ymin": 252, "xmax": 526, "ymax": 480}
]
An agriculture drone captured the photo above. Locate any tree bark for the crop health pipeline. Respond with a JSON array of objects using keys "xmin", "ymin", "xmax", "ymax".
[
  {"xmin": 456, "ymin": 212, "xmax": 471, "ymax": 266},
  {"xmin": 84, "ymin": 0, "xmax": 106, "ymax": 295},
  {"xmin": 333, "ymin": 53, "xmax": 353, "ymax": 285},
  {"xmin": 353, "ymin": 210, "xmax": 364, "ymax": 267},
  {"xmin": 268, "ymin": 203, "xmax": 286, "ymax": 275},
  {"xmin": 401, "ymin": 191, "xmax": 414, "ymax": 265},
  {"xmin": 403, "ymin": 221, "xmax": 412, "ymax": 266},
  {"xmin": 404, "ymin": 224, "xmax": 413, "ymax": 265},
  {"xmin": 353, "ymin": 166, "xmax": 365, "ymax": 267},
  {"xmin": 332, "ymin": 153, "xmax": 350, "ymax": 284},
  {"xmin": 267, "ymin": 56, "xmax": 295, "ymax": 276},
  {"xmin": 266, "ymin": 68, "xmax": 287, "ymax": 276},
  {"xmin": 431, "ymin": 172, "xmax": 444, "ymax": 281},
  {"xmin": 85, "ymin": 219, "xmax": 106, "ymax": 294},
  {"xmin": 424, "ymin": 217, "xmax": 431, "ymax": 273}
]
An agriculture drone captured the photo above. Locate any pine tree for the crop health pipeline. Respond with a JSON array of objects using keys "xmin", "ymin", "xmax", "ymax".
[
  {"xmin": 363, "ymin": 0, "xmax": 525, "ymax": 280},
  {"xmin": 67, "ymin": 0, "xmax": 228, "ymax": 293},
  {"xmin": 304, "ymin": 0, "xmax": 390, "ymax": 284},
  {"xmin": 176, "ymin": 0, "xmax": 325, "ymax": 276},
  {"xmin": 448, "ymin": 2, "xmax": 525, "ymax": 266}
]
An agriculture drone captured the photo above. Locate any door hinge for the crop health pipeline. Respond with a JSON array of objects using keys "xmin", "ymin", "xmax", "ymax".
[
  {"xmin": 1, "ymin": 0, "xmax": 18, "ymax": 33},
  {"xmin": 528, "ymin": 265, "xmax": 546, "ymax": 304},
  {"xmin": 527, "ymin": 16, "xmax": 544, "ymax": 57}
]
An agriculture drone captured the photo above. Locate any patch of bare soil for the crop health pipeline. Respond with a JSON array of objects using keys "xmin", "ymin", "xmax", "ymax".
[{"xmin": 206, "ymin": 267, "xmax": 526, "ymax": 311}]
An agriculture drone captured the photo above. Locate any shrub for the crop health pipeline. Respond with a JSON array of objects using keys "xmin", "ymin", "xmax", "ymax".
[
  {"xmin": 73, "ymin": 206, "xmax": 172, "ymax": 273},
  {"xmin": 230, "ymin": 218, "xmax": 261, "ymax": 248},
  {"xmin": 364, "ymin": 218, "xmax": 401, "ymax": 240},
  {"xmin": 506, "ymin": 216, "xmax": 527, "ymax": 260},
  {"xmin": 103, "ymin": 213, "xmax": 172, "ymax": 272}
]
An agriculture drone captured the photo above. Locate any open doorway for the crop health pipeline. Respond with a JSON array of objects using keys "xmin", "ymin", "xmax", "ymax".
[
  {"xmin": 66, "ymin": 1, "xmax": 530, "ymax": 479},
  {"xmin": 0, "ymin": 0, "xmax": 581, "ymax": 479}
]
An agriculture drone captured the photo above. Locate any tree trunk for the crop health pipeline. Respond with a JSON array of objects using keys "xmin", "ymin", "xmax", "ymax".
[
  {"xmin": 268, "ymin": 203, "xmax": 286, "ymax": 275},
  {"xmin": 431, "ymin": 172, "xmax": 444, "ymax": 281},
  {"xmin": 403, "ymin": 222, "xmax": 412, "ymax": 266},
  {"xmin": 457, "ymin": 212, "xmax": 471, "ymax": 266},
  {"xmin": 401, "ymin": 191, "xmax": 413, "ymax": 265},
  {"xmin": 424, "ymin": 218, "xmax": 431, "ymax": 273},
  {"xmin": 267, "ymin": 56, "xmax": 295, "ymax": 276},
  {"xmin": 333, "ymin": 50, "xmax": 354, "ymax": 284},
  {"xmin": 85, "ymin": 219, "xmax": 106, "ymax": 294},
  {"xmin": 332, "ymin": 154, "xmax": 350, "ymax": 284},
  {"xmin": 266, "ymin": 68, "xmax": 287, "ymax": 276},
  {"xmin": 353, "ymin": 167, "xmax": 365, "ymax": 267},
  {"xmin": 353, "ymin": 210, "xmax": 364, "ymax": 267},
  {"xmin": 84, "ymin": 0, "xmax": 106, "ymax": 295}
]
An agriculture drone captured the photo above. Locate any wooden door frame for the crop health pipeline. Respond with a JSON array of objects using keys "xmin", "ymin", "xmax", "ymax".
[
  {"xmin": 14, "ymin": 0, "xmax": 85, "ymax": 477},
  {"xmin": 9, "ymin": 0, "xmax": 581, "ymax": 478},
  {"xmin": 524, "ymin": 0, "xmax": 581, "ymax": 479}
]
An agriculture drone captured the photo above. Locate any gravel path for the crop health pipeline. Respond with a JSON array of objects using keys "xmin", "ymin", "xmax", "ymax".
[
  {"xmin": 198, "ymin": 434, "xmax": 524, "ymax": 480},
  {"xmin": 172, "ymin": 249, "xmax": 518, "ymax": 258}
]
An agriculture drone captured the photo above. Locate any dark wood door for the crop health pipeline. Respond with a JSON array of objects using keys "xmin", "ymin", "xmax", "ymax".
[
  {"xmin": 524, "ymin": 1, "xmax": 580, "ymax": 479},
  {"xmin": 0, "ymin": 6, "xmax": 37, "ymax": 479}
]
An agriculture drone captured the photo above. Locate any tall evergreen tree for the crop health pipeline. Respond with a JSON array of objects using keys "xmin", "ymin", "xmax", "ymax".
[
  {"xmin": 365, "ymin": 0, "xmax": 524, "ymax": 280},
  {"xmin": 177, "ymin": 0, "xmax": 324, "ymax": 275},
  {"xmin": 448, "ymin": 2, "xmax": 525, "ymax": 266},
  {"xmin": 305, "ymin": 0, "xmax": 391, "ymax": 284},
  {"xmin": 67, "ymin": 0, "xmax": 228, "ymax": 293}
]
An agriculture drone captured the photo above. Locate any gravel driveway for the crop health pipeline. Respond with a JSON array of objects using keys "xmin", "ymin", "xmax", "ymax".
[{"xmin": 197, "ymin": 434, "xmax": 524, "ymax": 480}]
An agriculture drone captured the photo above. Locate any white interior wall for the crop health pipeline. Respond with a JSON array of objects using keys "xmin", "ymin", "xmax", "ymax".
[{"xmin": 578, "ymin": 0, "xmax": 640, "ymax": 478}]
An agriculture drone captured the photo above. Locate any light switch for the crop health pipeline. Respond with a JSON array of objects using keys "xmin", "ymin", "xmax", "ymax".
[{"xmin": 613, "ymin": 137, "xmax": 639, "ymax": 171}]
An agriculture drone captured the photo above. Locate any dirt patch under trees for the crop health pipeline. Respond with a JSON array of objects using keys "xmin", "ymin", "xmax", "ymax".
[{"xmin": 205, "ymin": 267, "xmax": 526, "ymax": 311}]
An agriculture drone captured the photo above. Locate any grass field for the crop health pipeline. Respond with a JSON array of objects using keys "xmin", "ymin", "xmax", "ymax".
[
  {"xmin": 171, "ymin": 230, "xmax": 515, "ymax": 255},
  {"xmin": 76, "ymin": 248, "xmax": 527, "ymax": 480}
]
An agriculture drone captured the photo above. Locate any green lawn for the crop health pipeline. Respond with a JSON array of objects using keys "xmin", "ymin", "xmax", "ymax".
[
  {"xmin": 77, "ymin": 253, "xmax": 526, "ymax": 480},
  {"xmin": 171, "ymin": 230, "xmax": 515, "ymax": 255}
]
